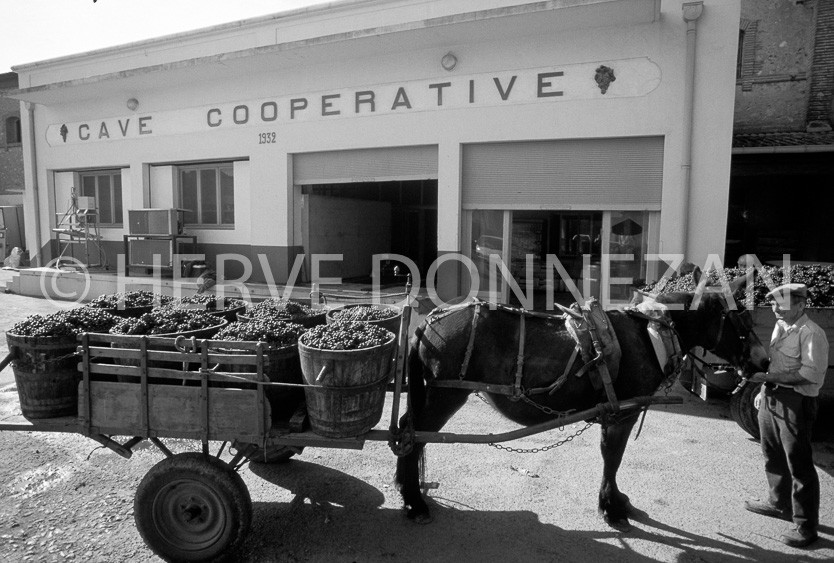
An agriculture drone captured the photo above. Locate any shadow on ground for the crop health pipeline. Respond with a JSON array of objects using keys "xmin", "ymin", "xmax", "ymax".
[{"xmin": 242, "ymin": 459, "xmax": 828, "ymax": 563}]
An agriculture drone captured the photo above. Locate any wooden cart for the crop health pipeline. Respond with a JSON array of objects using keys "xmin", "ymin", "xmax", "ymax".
[{"xmin": 0, "ymin": 303, "xmax": 681, "ymax": 562}]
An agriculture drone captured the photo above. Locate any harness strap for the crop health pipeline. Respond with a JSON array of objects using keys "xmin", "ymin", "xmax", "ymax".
[
  {"xmin": 539, "ymin": 347, "xmax": 579, "ymax": 396},
  {"xmin": 459, "ymin": 303, "xmax": 481, "ymax": 380},
  {"xmin": 511, "ymin": 314, "xmax": 526, "ymax": 400},
  {"xmin": 583, "ymin": 308, "xmax": 620, "ymax": 411}
]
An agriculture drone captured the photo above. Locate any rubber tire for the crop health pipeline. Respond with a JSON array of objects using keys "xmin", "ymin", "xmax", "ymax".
[
  {"xmin": 135, "ymin": 452, "xmax": 252, "ymax": 563},
  {"xmin": 730, "ymin": 382, "xmax": 762, "ymax": 440},
  {"xmin": 235, "ymin": 442, "xmax": 302, "ymax": 464}
]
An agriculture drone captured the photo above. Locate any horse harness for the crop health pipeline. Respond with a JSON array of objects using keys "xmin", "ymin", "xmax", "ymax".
[{"xmin": 425, "ymin": 299, "xmax": 682, "ymax": 414}]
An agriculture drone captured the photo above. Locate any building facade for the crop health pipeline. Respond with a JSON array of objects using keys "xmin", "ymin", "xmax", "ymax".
[
  {"xmin": 0, "ymin": 72, "xmax": 23, "ymax": 205},
  {"xmin": 728, "ymin": 0, "xmax": 834, "ymax": 267},
  {"xmin": 8, "ymin": 0, "xmax": 740, "ymax": 306},
  {"xmin": 0, "ymin": 72, "xmax": 25, "ymax": 258}
]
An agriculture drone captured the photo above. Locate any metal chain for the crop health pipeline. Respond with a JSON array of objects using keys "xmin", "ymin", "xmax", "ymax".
[
  {"xmin": 16, "ymin": 351, "xmax": 80, "ymax": 364},
  {"xmin": 488, "ymin": 420, "xmax": 596, "ymax": 454},
  {"xmin": 473, "ymin": 392, "xmax": 597, "ymax": 454}
]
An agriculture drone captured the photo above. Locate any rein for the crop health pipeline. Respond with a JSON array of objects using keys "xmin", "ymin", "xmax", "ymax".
[{"xmin": 708, "ymin": 309, "xmax": 755, "ymax": 355}]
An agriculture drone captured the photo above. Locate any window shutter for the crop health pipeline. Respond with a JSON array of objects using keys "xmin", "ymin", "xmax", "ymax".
[
  {"xmin": 462, "ymin": 137, "xmax": 664, "ymax": 208},
  {"xmin": 293, "ymin": 145, "xmax": 437, "ymax": 184}
]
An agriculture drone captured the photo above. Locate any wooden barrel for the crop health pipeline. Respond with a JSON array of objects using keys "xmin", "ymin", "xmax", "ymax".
[
  {"xmin": 221, "ymin": 343, "xmax": 304, "ymax": 423},
  {"xmin": 6, "ymin": 333, "xmax": 80, "ymax": 419},
  {"xmin": 298, "ymin": 333, "xmax": 396, "ymax": 438}
]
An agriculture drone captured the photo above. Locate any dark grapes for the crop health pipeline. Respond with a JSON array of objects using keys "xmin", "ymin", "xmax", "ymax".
[
  {"xmin": 11, "ymin": 307, "xmax": 119, "ymax": 337},
  {"xmin": 300, "ymin": 321, "xmax": 393, "ymax": 350},
  {"xmin": 109, "ymin": 308, "xmax": 222, "ymax": 336},
  {"xmin": 330, "ymin": 305, "xmax": 397, "ymax": 322},
  {"xmin": 165, "ymin": 294, "xmax": 247, "ymax": 312},
  {"xmin": 214, "ymin": 318, "xmax": 305, "ymax": 348},
  {"xmin": 246, "ymin": 298, "xmax": 319, "ymax": 320},
  {"xmin": 641, "ymin": 264, "xmax": 834, "ymax": 308},
  {"xmin": 87, "ymin": 291, "xmax": 172, "ymax": 309}
]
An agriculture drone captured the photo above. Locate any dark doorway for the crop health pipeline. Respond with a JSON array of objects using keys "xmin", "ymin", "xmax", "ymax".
[
  {"xmin": 302, "ymin": 180, "xmax": 438, "ymax": 284},
  {"xmin": 727, "ymin": 153, "xmax": 834, "ymax": 266}
]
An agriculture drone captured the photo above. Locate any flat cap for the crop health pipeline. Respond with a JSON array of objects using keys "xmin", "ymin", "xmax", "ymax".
[{"xmin": 766, "ymin": 283, "xmax": 808, "ymax": 302}]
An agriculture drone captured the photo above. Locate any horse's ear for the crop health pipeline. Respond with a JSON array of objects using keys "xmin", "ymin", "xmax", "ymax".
[{"xmin": 691, "ymin": 266, "xmax": 702, "ymax": 285}]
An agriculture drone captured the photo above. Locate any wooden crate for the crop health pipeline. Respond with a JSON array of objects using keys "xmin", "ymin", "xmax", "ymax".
[{"xmin": 77, "ymin": 333, "xmax": 274, "ymax": 442}]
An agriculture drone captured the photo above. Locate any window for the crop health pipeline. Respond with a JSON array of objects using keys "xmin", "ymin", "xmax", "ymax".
[
  {"xmin": 4, "ymin": 116, "xmax": 21, "ymax": 145},
  {"xmin": 736, "ymin": 29, "xmax": 745, "ymax": 79},
  {"xmin": 737, "ymin": 19, "xmax": 759, "ymax": 91},
  {"xmin": 80, "ymin": 170, "xmax": 123, "ymax": 226},
  {"xmin": 178, "ymin": 163, "xmax": 234, "ymax": 226}
]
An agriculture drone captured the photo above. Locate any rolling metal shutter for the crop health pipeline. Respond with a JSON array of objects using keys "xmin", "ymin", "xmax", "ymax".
[
  {"xmin": 293, "ymin": 145, "xmax": 438, "ymax": 184},
  {"xmin": 462, "ymin": 137, "xmax": 664, "ymax": 208}
]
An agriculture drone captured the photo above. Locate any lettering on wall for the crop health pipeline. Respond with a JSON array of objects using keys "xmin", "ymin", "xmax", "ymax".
[{"xmin": 45, "ymin": 58, "xmax": 660, "ymax": 146}]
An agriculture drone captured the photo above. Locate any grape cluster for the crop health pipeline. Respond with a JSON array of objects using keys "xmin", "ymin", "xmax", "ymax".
[
  {"xmin": 641, "ymin": 264, "xmax": 834, "ymax": 308},
  {"xmin": 11, "ymin": 307, "xmax": 119, "ymax": 337},
  {"xmin": 166, "ymin": 294, "xmax": 247, "ymax": 312},
  {"xmin": 109, "ymin": 308, "xmax": 222, "ymax": 336},
  {"xmin": 330, "ymin": 305, "xmax": 397, "ymax": 322},
  {"xmin": 300, "ymin": 321, "xmax": 393, "ymax": 350},
  {"xmin": 214, "ymin": 318, "xmax": 306, "ymax": 348},
  {"xmin": 87, "ymin": 291, "xmax": 173, "ymax": 309},
  {"xmin": 247, "ymin": 298, "xmax": 317, "ymax": 320}
]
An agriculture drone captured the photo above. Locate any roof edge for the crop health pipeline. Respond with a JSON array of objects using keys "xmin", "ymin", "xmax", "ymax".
[{"xmin": 10, "ymin": 0, "xmax": 380, "ymax": 73}]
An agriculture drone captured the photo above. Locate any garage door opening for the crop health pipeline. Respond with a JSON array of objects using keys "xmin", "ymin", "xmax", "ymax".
[{"xmin": 301, "ymin": 180, "xmax": 437, "ymax": 286}]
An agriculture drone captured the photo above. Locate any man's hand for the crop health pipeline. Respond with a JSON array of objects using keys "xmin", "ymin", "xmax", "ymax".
[
  {"xmin": 748, "ymin": 372, "xmax": 767, "ymax": 383},
  {"xmin": 754, "ymin": 388, "xmax": 763, "ymax": 410}
]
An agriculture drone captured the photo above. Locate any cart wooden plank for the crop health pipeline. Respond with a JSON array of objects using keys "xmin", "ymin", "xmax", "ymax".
[
  {"xmin": 78, "ymin": 380, "xmax": 271, "ymax": 442},
  {"xmin": 0, "ymin": 414, "xmax": 79, "ymax": 433}
]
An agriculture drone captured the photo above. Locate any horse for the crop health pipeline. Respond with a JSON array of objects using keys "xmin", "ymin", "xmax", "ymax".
[{"xmin": 395, "ymin": 275, "xmax": 770, "ymax": 530}]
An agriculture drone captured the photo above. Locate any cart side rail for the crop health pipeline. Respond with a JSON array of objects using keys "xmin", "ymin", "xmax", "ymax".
[{"xmin": 78, "ymin": 333, "xmax": 273, "ymax": 444}]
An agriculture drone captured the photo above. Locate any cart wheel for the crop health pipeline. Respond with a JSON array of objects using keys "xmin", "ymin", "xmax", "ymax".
[
  {"xmin": 730, "ymin": 382, "xmax": 761, "ymax": 440},
  {"xmin": 135, "ymin": 452, "xmax": 252, "ymax": 563},
  {"xmin": 236, "ymin": 442, "xmax": 303, "ymax": 464}
]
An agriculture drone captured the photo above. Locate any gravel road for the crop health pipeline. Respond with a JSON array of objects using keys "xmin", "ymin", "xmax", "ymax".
[{"xmin": 1, "ymin": 286, "xmax": 833, "ymax": 562}]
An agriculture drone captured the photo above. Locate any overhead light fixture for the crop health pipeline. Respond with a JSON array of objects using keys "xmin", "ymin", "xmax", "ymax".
[
  {"xmin": 441, "ymin": 53, "xmax": 457, "ymax": 71},
  {"xmin": 126, "ymin": 98, "xmax": 139, "ymax": 111}
]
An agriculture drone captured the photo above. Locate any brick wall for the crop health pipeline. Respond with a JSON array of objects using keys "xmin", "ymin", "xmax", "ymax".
[
  {"xmin": 807, "ymin": 0, "xmax": 834, "ymax": 126},
  {"xmin": 734, "ymin": 0, "xmax": 816, "ymax": 133}
]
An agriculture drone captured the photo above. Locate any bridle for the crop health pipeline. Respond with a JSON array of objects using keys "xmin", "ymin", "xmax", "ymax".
[{"xmin": 706, "ymin": 306, "xmax": 758, "ymax": 362}]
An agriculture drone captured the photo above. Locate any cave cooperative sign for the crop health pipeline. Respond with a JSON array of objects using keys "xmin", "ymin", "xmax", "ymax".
[{"xmin": 46, "ymin": 58, "xmax": 659, "ymax": 147}]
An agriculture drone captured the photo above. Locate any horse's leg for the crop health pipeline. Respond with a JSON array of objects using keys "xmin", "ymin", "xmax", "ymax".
[
  {"xmin": 598, "ymin": 413, "xmax": 640, "ymax": 531},
  {"xmin": 396, "ymin": 387, "xmax": 471, "ymax": 523}
]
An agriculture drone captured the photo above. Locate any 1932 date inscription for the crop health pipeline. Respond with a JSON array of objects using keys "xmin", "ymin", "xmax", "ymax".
[{"xmin": 258, "ymin": 132, "xmax": 277, "ymax": 144}]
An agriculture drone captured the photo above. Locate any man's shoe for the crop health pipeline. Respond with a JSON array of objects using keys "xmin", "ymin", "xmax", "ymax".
[
  {"xmin": 744, "ymin": 500, "xmax": 792, "ymax": 521},
  {"xmin": 780, "ymin": 527, "xmax": 818, "ymax": 548}
]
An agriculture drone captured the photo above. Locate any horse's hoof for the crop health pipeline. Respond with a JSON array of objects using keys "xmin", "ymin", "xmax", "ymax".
[
  {"xmin": 413, "ymin": 513, "xmax": 434, "ymax": 525},
  {"xmin": 406, "ymin": 507, "xmax": 434, "ymax": 524}
]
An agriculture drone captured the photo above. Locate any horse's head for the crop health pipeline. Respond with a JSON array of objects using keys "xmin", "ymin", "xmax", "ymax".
[{"xmin": 651, "ymin": 271, "xmax": 769, "ymax": 377}]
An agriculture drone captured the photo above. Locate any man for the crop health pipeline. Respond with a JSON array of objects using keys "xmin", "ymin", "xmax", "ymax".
[{"xmin": 744, "ymin": 283, "xmax": 828, "ymax": 548}]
